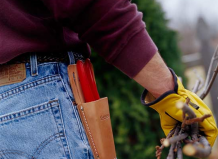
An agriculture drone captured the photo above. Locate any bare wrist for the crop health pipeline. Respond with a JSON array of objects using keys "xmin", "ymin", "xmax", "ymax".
[{"xmin": 133, "ymin": 52, "xmax": 174, "ymax": 98}]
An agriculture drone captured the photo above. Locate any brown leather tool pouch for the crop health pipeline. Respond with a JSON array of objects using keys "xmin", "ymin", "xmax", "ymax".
[
  {"xmin": 78, "ymin": 98, "xmax": 116, "ymax": 159},
  {"xmin": 68, "ymin": 65, "xmax": 117, "ymax": 159}
]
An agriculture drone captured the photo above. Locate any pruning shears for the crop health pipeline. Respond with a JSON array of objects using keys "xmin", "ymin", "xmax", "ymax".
[{"xmin": 76, "ymin": 59, "xmax": 100, "ymax": 102}]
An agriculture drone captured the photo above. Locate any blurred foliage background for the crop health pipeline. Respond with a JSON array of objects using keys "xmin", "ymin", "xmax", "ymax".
[{"xmin": 91, "ymin": 0, "xmax": 188, "ymax": 158}]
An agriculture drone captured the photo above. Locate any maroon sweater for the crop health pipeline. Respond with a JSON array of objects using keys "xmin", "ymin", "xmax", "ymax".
[{"xmin": 0, "ymin": 0, "xmax": 157, "ymax": 78}]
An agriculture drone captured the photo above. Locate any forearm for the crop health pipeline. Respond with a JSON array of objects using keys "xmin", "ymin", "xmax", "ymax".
[{"xmin": 133, "ymin": 52, "xmax": 174, "ymax": 98}]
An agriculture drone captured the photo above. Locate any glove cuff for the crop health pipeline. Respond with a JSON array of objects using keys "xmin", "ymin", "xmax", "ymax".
[{"xmin": 140, "ymin": 68, "xmax": 179, "ymax": 106}]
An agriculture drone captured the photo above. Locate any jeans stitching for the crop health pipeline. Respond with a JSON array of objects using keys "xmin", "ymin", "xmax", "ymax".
[
  {"xmin": 59, "ymin": 78, "xmax": 86, "ymax": 142},
  {"xmin": 57, "ymin": 66, "xmax": 88, "ymax": 146},
  {"xmin": 0, "ymin": 100, "xmax": 70, "ymax": 159},
  {"xmin": 0, "ymin": 150, "xmax": 32, "ymax": 158},
  {"xmin": 50, "ymin": 100, "xmax": 72, "ymax": 159},
  {"xmin": 73, "ymin": 104, "xmax": 88, "ymax": 145},
  {"xmin": 0, "ymin": 62, "xmax": 92, "ymax": 159},
  {"xmin": 33, "ymin": 133, "xmax": 64, "ymax": 158},
  {"xmin": 0, "ymin": 75, "xmax": 60, "ymax": 101},
  {"xmin": 0, "ymin": 100, "xmax": 59, "ymax": 124}
]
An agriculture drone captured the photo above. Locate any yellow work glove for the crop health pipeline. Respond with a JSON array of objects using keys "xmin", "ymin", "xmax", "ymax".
[{"xmin": 141, "ymin": 69, "xmax": 218, "ymax": 146}]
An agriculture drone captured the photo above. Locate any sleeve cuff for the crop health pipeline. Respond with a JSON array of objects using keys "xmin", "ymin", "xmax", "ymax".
[{"xmin": 111, "ymin": 29, "xmax": 158, "ymax": 78}]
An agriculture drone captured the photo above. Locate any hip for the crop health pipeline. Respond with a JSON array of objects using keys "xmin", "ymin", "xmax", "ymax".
[{"xmin": 0, "ymin": 53, "xmax": 93, "ymax": 159}]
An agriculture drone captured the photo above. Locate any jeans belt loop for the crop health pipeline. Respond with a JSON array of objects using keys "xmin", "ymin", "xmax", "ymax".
[
  {"xmin": 30, "ymin": 53, "xmax": 38, "ymax": 76},
  {"xmin": 68, "ymin": 51, "xmax": 76, "ymax": 65}
]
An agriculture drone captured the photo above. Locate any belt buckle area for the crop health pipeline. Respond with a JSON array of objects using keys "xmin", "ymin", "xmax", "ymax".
[{"xmin": 0, "ymin": 63, "xmax": 26, "ymax": 87}]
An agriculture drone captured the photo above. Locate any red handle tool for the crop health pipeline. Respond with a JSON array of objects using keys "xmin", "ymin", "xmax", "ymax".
[{"xmin": 76, "ymin": 59, "xmax": 100, "ymax": 102}]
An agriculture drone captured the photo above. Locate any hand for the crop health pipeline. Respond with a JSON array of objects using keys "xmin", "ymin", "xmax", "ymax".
[{"xmin": 141, "ymin": 69, "xmax": 218, "ymax": 146}]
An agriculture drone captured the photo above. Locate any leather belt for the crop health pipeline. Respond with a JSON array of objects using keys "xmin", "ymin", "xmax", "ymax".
[
  {"xmin": 3, "ymin": 52, "xmax": 86, "ymax": 65},
  {"xmin": 4, "ymin": 52, "xmax": 69, "ymax": 65}
]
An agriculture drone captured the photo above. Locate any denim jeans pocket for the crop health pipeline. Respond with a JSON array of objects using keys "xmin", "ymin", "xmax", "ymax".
[{"xmin": 0, "ymin": 99, "xmax": 71, "ymax": 159}]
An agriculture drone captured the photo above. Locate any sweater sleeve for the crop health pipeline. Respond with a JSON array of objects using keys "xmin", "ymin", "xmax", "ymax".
[{"xmin": 41, "ymin": 0, "xmax": 158, "ymax": 78}]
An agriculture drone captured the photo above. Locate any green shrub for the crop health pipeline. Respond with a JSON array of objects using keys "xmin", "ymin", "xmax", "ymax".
[{"xmin": 91, "ymin": 0, "xmax": 186, "ymax": 158}]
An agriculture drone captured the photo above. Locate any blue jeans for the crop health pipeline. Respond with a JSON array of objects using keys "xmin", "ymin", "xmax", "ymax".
[{"xmin": 0, "ymin": 53, "xmax": 94, "ymax": 159}]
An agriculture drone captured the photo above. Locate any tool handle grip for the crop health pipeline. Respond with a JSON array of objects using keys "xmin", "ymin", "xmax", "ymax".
[{"xmin": 77, "ymin": 60, "xmax": 95, "ymax": 102}]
